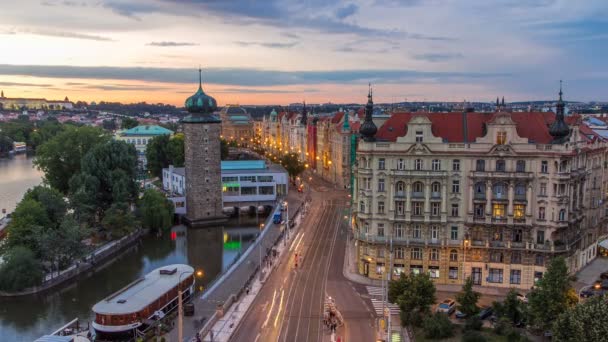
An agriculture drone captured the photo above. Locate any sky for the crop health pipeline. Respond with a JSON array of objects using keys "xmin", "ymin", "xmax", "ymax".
[{"xmin": 0, "ymin": 0, "xmax": 607, "ymax": 106}]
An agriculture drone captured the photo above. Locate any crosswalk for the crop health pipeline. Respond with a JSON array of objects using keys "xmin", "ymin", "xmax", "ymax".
[
  {"xmin": 365, "ymin": 286, "xmax": 385, "ymax": 298},
  {"xmin": 370, "ymin": 298, "xmax": 400, "ymax": 316}
]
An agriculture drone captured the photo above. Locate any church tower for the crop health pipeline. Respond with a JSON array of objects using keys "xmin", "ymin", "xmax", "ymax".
[{"xmin": 182, "ymin": 69, "xmax": 227, "ymax": 226}]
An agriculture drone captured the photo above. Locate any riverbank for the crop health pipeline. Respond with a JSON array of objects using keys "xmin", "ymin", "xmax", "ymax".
[{"xmin": 0, "ymin": 229, "xmax": 144, "ymax": 297}]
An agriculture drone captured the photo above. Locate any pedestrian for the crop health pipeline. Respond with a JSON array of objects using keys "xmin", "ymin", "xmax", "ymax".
[{"xmin": 246, "ymin": 286, "xmax": 250, "ymax": 295}]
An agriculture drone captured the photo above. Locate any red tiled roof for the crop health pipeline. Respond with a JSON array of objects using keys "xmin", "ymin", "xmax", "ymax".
[
  {"xmin": 376, "ymin": 111, "xmax": 566, "ymax": 144},
  {"xmin": 331, "ymin": 112, "xmax": 344, "ymax": 124}
]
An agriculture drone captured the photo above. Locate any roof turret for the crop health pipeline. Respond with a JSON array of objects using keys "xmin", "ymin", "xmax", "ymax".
[
  {"xmin": 359, "ymin": 83, "xmax": 377, "ymax": 142},
  {"xmin": 183, "ymin": 68, "xmax": 220, "ymax": 123},
  {"xmin": 549, "ymin": 81, "xmax": 570, "ymax": 143}
]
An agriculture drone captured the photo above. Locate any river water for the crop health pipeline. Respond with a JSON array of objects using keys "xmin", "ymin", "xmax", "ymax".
[{"xmin": 0, "ymin": 155, "xmax": 260, "ymax": 341}]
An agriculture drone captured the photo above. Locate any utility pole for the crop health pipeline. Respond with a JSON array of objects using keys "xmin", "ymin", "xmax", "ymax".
[{"xmin": 387, "ymin": 237, "xmax": 393, "ymax": 340}]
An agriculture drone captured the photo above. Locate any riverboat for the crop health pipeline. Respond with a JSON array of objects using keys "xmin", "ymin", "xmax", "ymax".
[{"xmin": 92, "ymin": 264, "xmax": 195, "ymax": 340}]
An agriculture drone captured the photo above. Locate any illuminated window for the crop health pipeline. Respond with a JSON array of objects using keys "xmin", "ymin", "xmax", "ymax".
[
  {"xmin": 514, "ymin": 204, "xmax": 525, "ymax": 219},
  {"xmin": 493, "ymin": 204, "xmax": 506, "ymax": 218},
  {"xmin": 497, "ymin": 131, "xmax": 507, "ymax": 145}
]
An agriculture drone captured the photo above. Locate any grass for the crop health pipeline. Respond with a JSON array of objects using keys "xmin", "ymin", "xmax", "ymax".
[{"xmin": 414, "ymin": 327, "xmax": 512, "ymax": 341}]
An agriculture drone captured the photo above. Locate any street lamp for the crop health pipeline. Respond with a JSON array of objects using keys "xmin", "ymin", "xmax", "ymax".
[
  {"xmin": 259, "ymin": 223, "xmax": 265, "ymax": 279},
  {"xmin": 463, "ymin": 233, "xmax": 470, "ymax": 282},
  {"xmin": 177, "ymin": 270, "xmax": 196, "ymax": 342}
]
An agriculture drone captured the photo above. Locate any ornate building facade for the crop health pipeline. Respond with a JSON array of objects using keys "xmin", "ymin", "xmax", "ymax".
[
  {"xmin": 352, "ymin": 88, "xmax": 608, "ymax": 289},
  {"xmin": 219, "ymin": 105, "xmax": 254, "ymax": 146}
]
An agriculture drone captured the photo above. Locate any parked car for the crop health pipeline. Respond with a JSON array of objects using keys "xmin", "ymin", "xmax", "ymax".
[
  {"xmin": 600, "ymin": 271, "xmax": 608, "ymax": 280},
  {"xmin": 455, "ymin": 310, "xmax": 468, "ymax": 319},
  {"xmin": 478, "ymin": 307, "xmax": 493, "ymax": 320},
  {"xmin": 516, "ymin": 293, "xmax": 528, "ymax": 303},
  {"xmin": 601, "ymin": 279, "xmax": 608, "ymax": 290},
  {"xmin": 580, "ymin": 288, "xmax": 596, "ymax": 298},
  {"xmin": 436, "ymin": 299, "xmax": 456, "ymax": 315}
]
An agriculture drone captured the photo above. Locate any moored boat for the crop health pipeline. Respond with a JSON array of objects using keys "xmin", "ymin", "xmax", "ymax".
[{"xmin": 92, "ymin": 264, "xmax": 195, "ymax": 340}]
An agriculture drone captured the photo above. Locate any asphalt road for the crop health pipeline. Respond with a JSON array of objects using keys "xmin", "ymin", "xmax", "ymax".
[{"xmin": 231, "ymin": 177, "xmax": 375, "ymax": 342}]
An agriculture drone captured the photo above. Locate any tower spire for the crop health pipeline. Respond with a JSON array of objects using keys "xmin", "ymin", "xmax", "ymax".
[
  {"xmin": 198, "ymin": 66, "xmax": 202, "ymax": 90},
  {"xmin": 360, "ymin": 83, "xmax": 377, "ymax": 142},
  {"xmin": 559, "ymin": 79, "xmax": 563, "ymax": 101}
]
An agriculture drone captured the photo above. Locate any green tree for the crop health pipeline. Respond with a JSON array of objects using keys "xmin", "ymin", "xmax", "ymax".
[
  {"xmin": 139, "ymin": 189, "xmax": 174, "ymax": 234},
  {"xmin": 167, "ymin": 133, "xmax": 184, "ymax": 166},
  {"xmin": 0, "ymin": 246, "xmax": 44, "ymax": 292},
  {"xmin": 146, "ymin": 135, "xmax": 172, "ymax": 177},
  {"xmin": 4, "ymin": 198, "xmax": 50, "ymax": 254},
  {"xmin": 220, "ymin": 138, "xmax": 229, "ymax": 160},
  {"xmin": 102, "ymin": 119, "xmax": 117, "ymax": 131},
  {"xmin": 492, "ymin": 289, "xmax": 523, "ymax": 325},
  {"xmin": 456, "ymin": 276, "xmax": 480, "ymax": 317},
  {"xmin": 422, "ymin": 312, "xmax": 453, "ymax": 339},
  {"xmin": 462, "ymin": 330, "xmax": 487, "ymax": 342},
  {"xmin": 102, "ymin": 202, "xmax": 136, "ymax": 238},
  {"xmin": 121, "ymin": 117, "xmax": 139, "ymax": 129},
  {"xmin": 0, "ymin": 133, "xmax": 13, "ymax": 154},
  {"xmin": 35, "ymin": 125, "xmax": 109, "ymax": 194},
  {"xmin": 37, "ymin": 215, "xmax": 89, "ymax": 270},
  {"xmin": 69, "ymin": 140, "xmax": 138, "ymax": 227},
  {"xmin": 553, "ymin": 295, "xmax": 608, "ymax": 342},
  {"xmin": 527, "ymin": 257, "xmax": 575, "ymax": 331},
  {"xmin": 279, "ymin": 152, "xmax": 306, "ymax": 183},
  {"xmin": 23, "ymin": 185, "xmax": 67, "ymax": 225},
  {"xmin": 389, "ymin": 273, "xmax": 437, "ymax": 327}
]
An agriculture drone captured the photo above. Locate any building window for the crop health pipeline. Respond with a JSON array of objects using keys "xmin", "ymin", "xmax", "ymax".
[
  {"xmin": 514, "ymin": 183, "xmax": 526, "ymax": 199},
  {"xmin": 541, "ymin": 160, "xmax": 548, "ymax": 173},
  {"xmin": 450, "ymin": 249, "xmax": 458, "ymax": 261},
  {"xmin": 452, "ymin": 159, "xmax": 460, "ymax": 171},
  {"xmin": 451, "ymin": 204, "xmax": 459, "ymax": 217},
  {"xmin": 513, "ymin": 229, "xmax": 523, "ymax": 242},
  {"xmin": 450, "ymin": 226, "xmax": 458, "ymax": 240},
  {"xmin": 412, "ymin": 225, "xmax": 421, "ymax": 239},
  {"xmin": 538, "ymin": 207, "xmax": 545, "ymax": 220},
  {"xmin": 394, "ymin": 224, "xmax": 404, "ymax": 238},
  {"xmin": 431, "ymin": 225, "xmax": 439, "ymax": 239},
  {"xmin": 497, "ymin": 131, "xmax": 507, "ymax": 145},
  {"xmin": 415, "ymin": 130, "xmax": 423, "ymax": 142},
  {"xmin": 510, "ymin": 270, "xmax": 521, "ymax": 284},
  {"xmin": 429, "ymin": 249, "xmax": 439, "ymax": 261},
  {"xmin": 396, "ymin": 201, "xmax": 405, "ymax": 215},
  {"xmin": 559, "ymin": 209, "xmax": 566, "ymax": 221},
  {"xmin": 378, "ymin": 158, "xmax": 385, "ymax": 170},
  {"xmin": 474, "ymin": 204, "xmax": 485, "ymax": 218},
  {"xmin": 395, "ymin": 247, "xmax": 404, "ymax": 259},
  {"xmin": 493, "ymin": 182, "xmax": 507, "ymax": 199},
  {"xmin": 492, "ymin": 204, "xmax": 505, "ymax": 218},
  {"xmin": 378, "ymin": 249, "xmax": 385, "ymax": 258},
  {"xmin": 516, "ymin": 160, "xmax": 526, "ymax": 172},
  {"xmin": 429, "ymin": 266, "xmax": 440, "ymax": 278},
  {"xmin": 490, "ymin": 252, "xmax": 504, "ymax": 263},
  {"xmin": 511, "ymin": 251, "xmax": 522, "ymax": 264},
  {"xmin": 364, "ymin": 222, "xmax": 369, "ymax": 234},
  {"xmin": 397, "ymin": 158, "xmax": 405, "ymax": 170},
  {"xmin": 431, "ymin": 203, "xmax": 440, "ymax": 216},
  {"xmin": 377, "ymin": 224, "xmax": 385, "ymax": 237},
  {"xmin": 413, "ymin": 202, "xmax": 423, "ymax": 216},
  {"xmin": 413, "ymin": 181, "xmax": 424, "ymax": 194},
  {"xmin": 474, "ymin": 182, "xmax": 486, "ymax": 199},
  {"xmin": 432, "ymin": 159, "xmax": 441, "ymax": 171},
  {"xmin": 534, "ymin": 271, "xmax": 543, "ymax": 283},
  {"xmin": 535, "ymin": 254, "xmax": 544, "ymax": 266},
  {"xmin": 488, "ymin": 269, "xmax": 503, "ymax": 283},
  {"xmin": 513, "ymin": 204, "xmax": 525, "ymax": 219},
  {"xmin": 378, "ymin": 179, "xmax": 385, "ymax": 192},
  {"xmin": 411, "ymin": 248, "xmax": 422, "ymax": 260},
  {"xmin": 360, "ymin": 201, "xmax": 365, "ymax": 213},
  {"xmin": 378, "ymin": 201, "xmax": 385, "ymax": 214},
  {"xmin": 476, "ymin": 160, "xmax": 485, "ymax": 171},
  {"xmin": 496, "ymin": 160, "xmax": 506, "ymax": 172},
  {"xmin": 452, "ymin": 179, "xmax": 460, "ymax": 193},
  {"xmin": 396, "ymin": 181, "xmax": 405, "ymax": 193},
  {"xmin": 415, "ymin": 159, "xmax": 423, "ymax": 170},
  {"xmin": 241, "ymin": 186, "xmax": 257, "ymax": 195},
  {"xmin": 431, "ymin": 182, "xmax": 441, "ymax": 194},
  {"xmin": 449, "ymin": 267, "xmax": 459, "ymax": 279},
  {"xmin": 536, "ymin": 230, "xmax": 545, "ymax": 244}
]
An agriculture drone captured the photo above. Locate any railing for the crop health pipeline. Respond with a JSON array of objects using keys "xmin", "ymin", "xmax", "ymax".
[
  {"xmin": 431, "ymin": 192, "xmax": 441, "ymax": 198},
  {"xmin": 395, "ymin": 191, "xmax": 405, "ymax": 198},
  {"xmin": 412, "ymin": 191, "xmax": 424, "ymax": 198}
]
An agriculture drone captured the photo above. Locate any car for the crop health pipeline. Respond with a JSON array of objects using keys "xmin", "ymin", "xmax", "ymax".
[
  {"xmin": 455, "ymin": 310, "xmax": 468, "ymax": 319},
  {"xmin": 580, "ymin": 288, "xmax": 596, "ymax": 298},
  {"xmin": 436, "ymin": 299, "xmax": 456, "ymax": 315},
  {"xmin": 516, "ymin": 293, "xmax": 528, "ymax": 303},
  {"xmin": 478, "ymin": 307, "xmax": 493, "ymax": 320},
  {"xmin": 600, "ymin": 271, "xmax": 608, "ymax": 280},
  {"xmin": 601, "ymin": 279, "xmax": 608, "ymax": 290}
]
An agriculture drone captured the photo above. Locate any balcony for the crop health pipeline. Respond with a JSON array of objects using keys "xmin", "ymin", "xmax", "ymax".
[
  {"xmin": 492, "ymin": 217, "xmax": 508, "ymax": 224},
  {"xmin": 490, "ymin": 240, "xmax": 506, "ymax": 248},
  {"xmin": 471, "ymin": 170, "xmax": 534, "ymax": 180},
  {"xmin": 412, "ymin": 191, "xmax": 424, "ymax": 198},
  {"xmin": 428, "ymin": 238, "xmax": 441, "ymax": 246},
  {"xmin": 514, "ymin": 194, "xmax": 527, "ymax": 201},
  {"xmin": 395, "ymin": 191, "xmax": 406, "ymax": 198},
  {"xmin": 474, "ymin": 193, "xmax": 486, "ymax": 200},
  {"xmin": 511, "ymin": 241, "xmax": 525, "ymax": 249},
  {"xmin": 431, "ymin": 192, "xmax": 441, "ymax": 199},
  {"xmin": 472, "ymin": 239, "xmax": 486, "ymax": 247},
  {"xmin": 492, "ymin": 193, "xmax": 508, "ymax": 201}
]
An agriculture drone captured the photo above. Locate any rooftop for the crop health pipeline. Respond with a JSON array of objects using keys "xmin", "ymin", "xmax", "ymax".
[
  {"xmin": 121, "ymin": 125, "xmax": 173, "ymax": 136},
  {"xmin": 221, "ymin": 160, "xmax": 266, "ymax": 170},
  {"xmin": 92, "ymin": 264, "xmax": 193, "ymax": 315}
]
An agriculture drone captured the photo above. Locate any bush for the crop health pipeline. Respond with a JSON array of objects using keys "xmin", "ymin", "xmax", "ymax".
[
  {"xmin": 507, "ymin": 330, "xmax": 526, "ymax": 342},
  {"xmin": 462, "ymin": 330, "xmax": 487, "ymax": 342},
  {"xmin": 464, "ymin": 316, "xmax": 483, "ymax": 331},
  {"xmin": 494, "ymin": 317, "xmax": 513, "ymax": 336},
  {"xmin": 423, "ymin": 313, "xmax": 454, "ymax": 339},
  {"xmin": 0, "ymin": 246, "xmax": 44, "ymax": 292}
]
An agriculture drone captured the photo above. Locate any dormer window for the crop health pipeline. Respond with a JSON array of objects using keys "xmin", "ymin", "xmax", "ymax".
[
  {"xmin": 415, "ymin": 130, "xmax": 423, "ymax": 142},
  {"xmin": 497, "ymin": 131, "xmax": 507, "ymax": 145}
]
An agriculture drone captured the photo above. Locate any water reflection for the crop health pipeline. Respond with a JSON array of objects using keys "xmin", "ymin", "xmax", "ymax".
[
  {"xmin": 0, "ymin": 154, "xmax": 43, "ymax": 212},
  {"xmin": 0, "ymin": 216, "xmax": 262, "ymax": 341}
]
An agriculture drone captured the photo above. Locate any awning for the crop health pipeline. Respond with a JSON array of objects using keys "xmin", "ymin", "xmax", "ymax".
[{"xmin": 599, "ymin": 239, "xmax": 608, "ymax": 249}]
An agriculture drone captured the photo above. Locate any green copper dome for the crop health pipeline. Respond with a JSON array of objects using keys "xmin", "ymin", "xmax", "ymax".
[{"xmin": 185, "ymin": 69, "xmax": 218, "ymax": 114}]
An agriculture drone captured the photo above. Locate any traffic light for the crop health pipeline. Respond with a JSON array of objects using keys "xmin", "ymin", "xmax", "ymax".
[{"xmin": 170, "ymin": 231, "xmax": 177, "ymax": 240}]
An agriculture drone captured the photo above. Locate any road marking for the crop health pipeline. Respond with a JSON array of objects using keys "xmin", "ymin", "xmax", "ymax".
[
  {"xmin": 293, "ymin": 232, "xmax": 305, "ymax": 252},
  {"xmin": 254, "ymin": 333, "xmax": 261, "ymax": 342},
  {"xmin": 262, "ymin": 289, "xmax": 277, "ymax": 328},
  {"xmin": 369, "ymin": 298, "xmax": 400, "ymax": 316},
  {"xmin": 274, "ymin": 288, "xmax": 285, "ymax": 327},
  {"xmin": 366, "ymin": 286, "xmax": 385, "ymax": 298},
  {"xmin": 289, "ymin": 232, "xmax": 302, "ymax": 252}
]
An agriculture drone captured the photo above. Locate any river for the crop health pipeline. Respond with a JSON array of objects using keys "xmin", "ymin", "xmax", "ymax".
[{"xmin": 0, "ymin": 155, "xmax": 260, "ymax": 341}]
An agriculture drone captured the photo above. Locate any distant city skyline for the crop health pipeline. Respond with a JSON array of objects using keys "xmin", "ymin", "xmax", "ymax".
[{"xmin": 1, "ymin": 0, "xmax": 607, "ymax": 105}]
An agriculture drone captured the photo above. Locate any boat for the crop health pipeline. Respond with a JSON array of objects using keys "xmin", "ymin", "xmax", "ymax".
[{"xmin": 91, "ymin": 264, "xmax": 195, "ymax": 340}]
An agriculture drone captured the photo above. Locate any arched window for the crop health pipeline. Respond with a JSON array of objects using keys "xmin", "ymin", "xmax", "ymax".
[
  {"xmin": 431, "ymin": 182, "xmax": 441, "ymax": 193},
  {"xmin": 413, "ymin": 181, "xmax": 424, "ymax": 193},
  {"xmin": 514, "ymin": 183, "xmax": 526, "ymax": 199},
  {"xmin": 450, "ymin": 249, "xmax": 458, "ymax": 262},
  {"xmin": 396, "ymin": 181, "xmax": 405, "ymax": 193},
  {"xmin": 559, "ymin": 209, "xmax": 566, "ymax": 221},
  {"xmin": 474, "ymin": 182, "xmax": 486, "ymax": 198},
  {"xmin": 493, "ymin": 182, "xmax": 507, "ymax": 199}
]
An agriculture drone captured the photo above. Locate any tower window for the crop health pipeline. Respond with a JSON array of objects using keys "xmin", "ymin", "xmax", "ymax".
[{"xmin": 497, "ymin": 131, "xmax": 507, "ymax": 145}]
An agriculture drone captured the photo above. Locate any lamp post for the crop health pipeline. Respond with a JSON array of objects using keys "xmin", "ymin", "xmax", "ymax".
[
  {"xmin": 259, "ymin": 223, "xmax": 265, "ymax": 280},
  {"xmin": 177, "ymin": 270, "xmax": 195, "ymax": 342},
  {"xmin": 284, "ymin": 201, "xmax": 289, "ymax": 246},
  {"xmin": 463, "ymin": 233, "xmax": 470, "ymax": 282}
]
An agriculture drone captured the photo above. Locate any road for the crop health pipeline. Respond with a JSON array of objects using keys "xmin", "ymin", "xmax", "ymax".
[{"xmin": 231, "ymin": 176, "xmax": 375, "ymax": 342}]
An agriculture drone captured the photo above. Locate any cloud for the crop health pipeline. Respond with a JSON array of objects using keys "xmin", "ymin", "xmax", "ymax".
[
  {"xmin": 0, "ymin": 64, "xmax": 510, "ymax": 87},
  {"xmin": 4, "ymin": 27, "xmax": 114, "ymax": 41},
  {"xmin": 147, "ymin": 41, "xmax": 199, "ymax": 47},
  {"xmin": 102, "ymin": 1, "xmax": 161, "ymax": 20},
  {"xmin": 215, "ymin": 88, "xmax": 319, "ymax": 94},
  {"xmin": 282, "ymin": 32, "xmax": 300, "ymax": 39},
  {"xmin": 335, "ymin": 4, "xmax": 359, "ymax": 19},
  {"xmin": 83, "ymin": 84, "xmax": 170, "ymax": 91},
  {"xmin": 413, "ymin": 52, "xmax": 464, "ymax": 62},
  {"xmin": 0, "ymin": 81, "xmax": 53, "ymax": 87},
  {"xmin": 234, "ymin": 41, "xmax": 298, "ymax": 48}
]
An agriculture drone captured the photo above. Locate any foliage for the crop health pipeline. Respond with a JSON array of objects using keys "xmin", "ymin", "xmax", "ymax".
[
  {"xmin": 0, "ymin": 246, "xmax": 44, "ymax": 292},
  {"xmin": 456, "ymin": 277, "xmax": 480, "ymax": 317},
  {"xmin": 121, "ymin": 117, "xmax": 139, "ymax": 129},
  {"xmin": 101, "ymin": 202, "xmax": 136, "ymax": 238},
  {"xmin": 145, "ymin": 134, "xmax": 184, "ymax": 177},
  {"xmin": 552, "ymin": 295, "xmax": 608, "ymax": 342},
  {"xmin": 493, "ymin": 317, "xmax": 513, "ymax": 336},
  {"xmin": 102, "ymin": 119, "xmax": 117, "ymax": 131},
  {"xmin": 389, "ymin": 272, "xmax": 437, "ymax": 327},
  {"xmin": 139, "ymin": 189, "xmax": 174, "ymax": 234},
  {"xmin": 0, "ymin": 133, "xmax": 12, "ymax": 154},
  {"xmin": 220, "ymin": 138, "xmax": 229, "ymax": 160},
  {"xmin": 461, "ymin": 330, "xmax": 487, "ymax": 342},
  {"xmin": 69, "ymin": 140, "xmax": 138, "ymax": 226},
  {"xmin": 464, "ymin": 316, "xmax": 483, "ymax": 331},
  {"xmin": 279, "ymin": 152, "xmax": 306, "ymax": 182},
  {"xmin": 492, "ymin": 289, "xmax": 523, "ymax": 325},
  {"xmin": 23, "ymin": 185, "xmax": 67, "ymax": 225},
  {"xmin": 37, "ymin": 215, "xmax": 90, "ymax": 270},
  {"xmin": 422, "ymin": 312, "xmax": 453, "ymax": 339},
  {"xmin": 0, "ymin": 117, "xmax": 66, "ymax": 151},
  {"xmin": 526, "ymin": 257, "xmax": 575, "ymax": 331},
  {"xmin": 5, "ymin": 198, "xmax": 51, "ymax": 254},
  {"xmin": 35, "ymin": 125, "xmax": 109, "ymax": 193}
]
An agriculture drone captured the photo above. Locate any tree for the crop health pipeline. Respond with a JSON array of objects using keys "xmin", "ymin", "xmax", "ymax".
[
  {"xmin": 139, "ymin": 189, "xmax": 174, "ymax": 234},
  {"xmin": 4, "ymin": 198, "xmax": 50, "ymax": 254},
  {"xmin": 102, "ymin": 119, "xmax": 117, "ymax": 131},
  {"xmin": 553, "ymin": 295, "xmax": 608, "ymax": 342},
  {"xmin": 146, "ymin": 134, "xmax": 184, "ymax": 177},
  {"xmin": 280, "ymin": 152, "xmax": 306, "ymax": 182},
  {"xmin": 102, "ymin": 202, "xmax": 136, "ymax": 238},
  {"xmin": 35, "ymin": 125, "xmax": 109, "ymax": 194},
  {"xmin": 389, "ymin": 273, "xmax": 436, "ymax": 327},
  {"xmin": 0, "ymin": 133, "xmax": 12, "ymax": 154},
  {"xmin": 492, "ymin": 289, "xmax": 523, "ymax": 325},
  {"xmin": 527, "ymin": 257, "xmax": 576, "ymax": 331},
  {"xmin": 456, "ymin": 276, "xmax": 480, "ymax": 317},
  {"xmin": 23, "ymin": 185, "xmax": 67, "ymax": 226},
  {"xmin": 422, "ymin": 312, "xmax": 453, "ymax": 339},
  {"xmin": 0, "ymin": 246, "xmax": 44, "ymax": 292},
  {"xmin": 167, "ymin": 133, "xmax": 184, "ymax": 167},
  {"xmin": 220, "ymin": 138, "xmax": 229, "ymax": 160},
  {"xmin": 121, "ymin": 117, "xmax": 139, "ymax": 129},
  {"xmin": 37, "ymin": 215, "xmax": 89, "ymax": 270}
]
